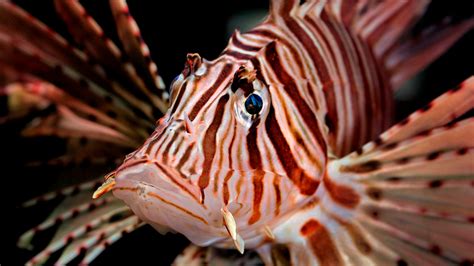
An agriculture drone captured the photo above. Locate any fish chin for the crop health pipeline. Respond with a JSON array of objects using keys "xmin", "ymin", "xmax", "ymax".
[{"xmin": 112, "ymin": 163, "xmax": 222, "ymax": 246}]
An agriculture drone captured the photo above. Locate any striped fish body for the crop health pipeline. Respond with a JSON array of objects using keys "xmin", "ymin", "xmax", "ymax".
[
  {"xmin": 111, "ymin": 1, "xmax": 474, "ymax": 264},
  {"xmin": 112, "ymin": 1, "xmax": 392, "ymax": 248}
]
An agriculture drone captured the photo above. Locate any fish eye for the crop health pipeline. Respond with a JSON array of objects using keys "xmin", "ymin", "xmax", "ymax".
[{"xmin": 244, "ymin": 94, "xmax": 263, "ymax": 115}]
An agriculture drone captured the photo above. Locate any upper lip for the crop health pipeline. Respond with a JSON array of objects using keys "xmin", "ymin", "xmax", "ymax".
[{"xmin": 115, "ymin": 156, "xmax": 149, "ymax": 174}]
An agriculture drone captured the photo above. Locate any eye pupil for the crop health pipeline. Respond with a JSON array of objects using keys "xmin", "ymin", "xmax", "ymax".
[{"xmin": 245, "ymin": 94, "xmax": 263, "ymax": 115}]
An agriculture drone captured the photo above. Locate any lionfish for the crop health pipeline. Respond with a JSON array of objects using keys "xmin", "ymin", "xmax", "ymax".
[{"xmin": 2, "ymin": 0, "xmax": 473, "ymax": 265}]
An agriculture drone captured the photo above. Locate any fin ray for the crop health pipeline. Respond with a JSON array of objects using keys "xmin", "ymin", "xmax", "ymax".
[{"xmin": 272, "ymin": 77, "xmax": 474, "ymax": 265}]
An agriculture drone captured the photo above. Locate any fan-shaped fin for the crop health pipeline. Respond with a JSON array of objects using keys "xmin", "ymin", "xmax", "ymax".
[
  {"xmin": 0, "ymin": 34, "xmax": 154, "ymax": 131},
  {"xmin": 271, "ymin": 77, "xmax": 474, "ymax": 265},
  {"xmin": 54, "ymin": 0, "xmax": 167, "ymax": 115},
  {"xmin": 0, "ymin": 2, "xmax": 158, "ymax": 128}
]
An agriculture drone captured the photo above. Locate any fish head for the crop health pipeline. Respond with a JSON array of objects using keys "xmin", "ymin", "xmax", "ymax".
[{"xmin": 111, "ymin": 50, "xmax": 328, "ymax": 249}]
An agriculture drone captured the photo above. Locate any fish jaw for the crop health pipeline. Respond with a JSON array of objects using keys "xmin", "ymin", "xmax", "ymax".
[{"xmin": 111, "ymin": 160, "xmax": 228, "ymax": 246}]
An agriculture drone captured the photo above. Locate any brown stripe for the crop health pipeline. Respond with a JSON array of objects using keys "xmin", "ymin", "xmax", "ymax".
[
  {"xmin": 264, "ymin": 41, "xmax": 327, "ymax": 154},
  {"xmin": 147, "ymin": 191, "xmax": 208, "ymax": 225},
  {"xmin": 246, "ymin": 119, "xmax": 264, "ymax": 224},
  {"xmin": 173, "ymin": 77, "xmax": 200, "ymax": 118},
  {"xmin": 114, "ymin": 187, "xmax": 138, "ymax": 193},
  {"xmin": 153, "ymin": 162, "xmax": 199, "ymax": 203},
  {"xmin": 223, "ymin": 50, "xmax": 254, "ymax": 61},
  {"xmin": 152, "ymin": 133, "xmax": 171, "ymax": 158},
  {"xmin": 171, "ymin": 135, "xmax": 185, "ymax": 158},
  {"xmin": 222, "ymin": 125, "xmax": 237, "ymax": 204},
  {"xmin": 222, "ymin": 171, "xmax": 233, "ymax": 205},
  {"xmin": 249, "ymin": 29, "xmax": 305, "ymax": 78},
  {"xmin": 227, "ymin": 122, "xmax": 237, "ymax": 168},
  {"xmin": 230, "ymin": 32, "xmax": 261, "ymax": 52},
  {"xmin": 339, "ymin": 160, "xmax": 381, "ymax": 173},
  {"xmin": 161, "ymin": 129, "xmax": 181, "ymax": 163},
  {"xmin": 198, "ymin": 94, "xmax": 230, "ymax": 201},
  {"xmin": 301, "ymin": 219, "xmax": 342, "ymax": 266},
  {"xmin": 189, "ymin": 64, "xmax": 233, "ymax": 120},
  {"xmin": 265, "ymin": 106, "xmax": 319, "ymax": 195},
  {"xmin": 323, "ymin": 172, "xmax": 360, "ymax": 208},
  {"xmin": 248, "ymin": 171, "xmax": 264, "ymax": 225},
  {"xmin": 235, "ymin": 174, "xmax": 244, "ymax": 204},
  {"xmin": 273, "ymin": 175, "xmax": 281, "ymax": 216},
  {"xmin": 176, "ymin": 142, "xmax": 194, "ymax": 172},
  {"xmin": 247, "ymin": 118, "xmax": 262, "ymax": 169}
]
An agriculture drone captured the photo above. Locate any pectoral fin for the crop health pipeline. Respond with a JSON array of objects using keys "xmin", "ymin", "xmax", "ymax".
[{"xmin": 272, "ymin": 77, "xmax": 474, "ymax": 265}]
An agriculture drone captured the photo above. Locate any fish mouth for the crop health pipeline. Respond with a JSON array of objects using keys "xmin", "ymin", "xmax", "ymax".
[
  {"xmin": 114, "ymin": 157, "xmax": 202, "ymax": 200},
  {"xmin": 109, "ymin": 161, "xmax": 225, "ymax": 246}
]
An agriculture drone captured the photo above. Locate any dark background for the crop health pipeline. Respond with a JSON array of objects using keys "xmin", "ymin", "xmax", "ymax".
[{"xmin": 2, "ymin": 0, "xmax": 473, "ymax": 265}]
